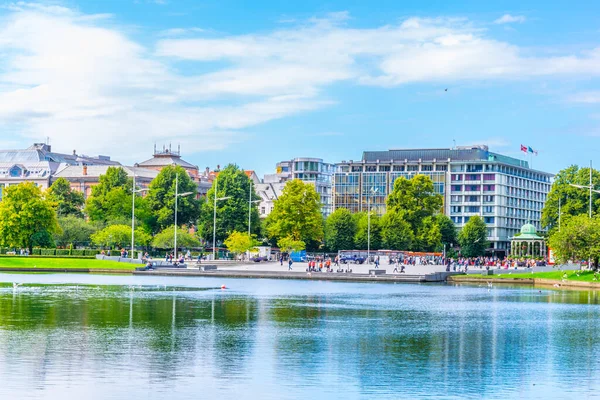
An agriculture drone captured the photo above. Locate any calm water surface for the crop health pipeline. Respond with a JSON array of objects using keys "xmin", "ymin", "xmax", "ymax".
[{"xmin": 1, "ymin": 273, "xmax": 600, "ymax": 399}]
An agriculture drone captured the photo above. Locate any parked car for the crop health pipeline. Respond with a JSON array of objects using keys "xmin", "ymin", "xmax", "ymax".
[
  {"xmin": 339, "ymin": 255, "xmax": 365, "ymax": 264},
  {"xmin": 251, "ymin": 256, "xmax": 269, "ymax": 262}
]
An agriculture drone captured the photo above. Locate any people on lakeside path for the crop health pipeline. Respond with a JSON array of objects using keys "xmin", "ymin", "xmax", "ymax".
[{"xmin": 288, "ymin": 258, "xmax": 293, "ymax": 271}]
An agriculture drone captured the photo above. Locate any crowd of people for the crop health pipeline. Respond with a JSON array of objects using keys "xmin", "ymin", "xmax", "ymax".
[{"xmin": 444, "ymin": 256, "xmax": 549, "ymax": 272}]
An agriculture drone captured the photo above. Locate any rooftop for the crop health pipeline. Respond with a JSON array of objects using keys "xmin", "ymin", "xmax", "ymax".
[
  {"xmin": 0, "ymin": 143, "xmax": 118, "ymax": 166},
  {"xmin": 136, "ymin": 144, "xmax": 198, "ymax": 170}
]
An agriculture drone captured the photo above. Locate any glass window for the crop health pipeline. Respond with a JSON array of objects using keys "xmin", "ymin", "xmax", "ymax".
[
  {"xmin": 407, "ymin": 165, "xmax": 419, "ymax": 171},
  {"xmin": 466, "ymin": 206, "xmax": 480, "ymax": 213},
  {"xmin": 451, "ymin": 185, "xmax": 462, "ymax": 192},
  {"xmin": 379, "ymin": 166, "xmax": 390, "ymax": 172},
  {"xmin": 421, "ymin": 165, "xmax": 433, "ymax": 171},
  {"xmin": 484, "ymin": 217, "xmax": 495, "ymax": 224},
  {"xmin": 392, "ymin": 165, "xmax": 405, "ymax": 172},
  {"xmin": 435, "ymin": 165, "xmax": 447, "ymax": 171},
  {"xmin": 451, "ymin": 195, "xmax": 462, "ymax": 203},
  {"xmin": 466, "ymin": 195, "xmax": 480, "ymax": 202},
  {"xmin": 451, "ymin": 174, "xmax": 462, "ymax": 181}
]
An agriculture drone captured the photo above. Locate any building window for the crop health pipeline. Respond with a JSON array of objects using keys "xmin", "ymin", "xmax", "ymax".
[
  {"xmin": 451, "ymin": 206, "xmax": 462, "ymax": 213},
  {"xmin": 407, "ymin": 165, "xmax": 419, "ymax": 171},
  {"xmin": 379, "ymin": 166, "xmax": 390, "ymax": 172},
  {"xmin": 365, "ymin": 165, "xmax": 377, "ymax": 172},
  {"xmin": 484, "ymin": 217, "xmax": 495, "ymax": 224},
  {"xmin": 465, "ymin": 174, "xmax": 480, "ymax": 181},
  {"xmin": 451, "ymin": 174, "xmax": 462, "ymax": 181},
  {"xmin": 466, "ymin": 195, "xmax": 480, "ymax": 202},
  {"xmin": 465, "ymin": 185, "xmax": 480, "ymax": 192},
  {"xmin": 483, "ymin": 206, "xmax": 494, "ymax": 213},
  {"xmin": 451, "ymin": 195, "xmax": 462, "ymax": 203},
  {"xmin": 466, "ymin": 206, "xmax": 480, "ymax": 213},
  {"xmin": 451, "ymin": 185, "xmax": 462, "ymax": 192},
  {"xmin": 435, "ymin": 165, "xmax": 447, "ymax": 171},
  {"xmin": 351, "ymin": 166, "xmax": 362, "ymax": 172},
  {"xmin": 483, "ymin": 184, "xmax": 495, "ymax": 192},
  {"xmin": 421, "ymin": 165, "xmax": 433, "ymax": 171},
  {"xmin": 392, "ymin": 165, "xmax": 405, "ymax": 172},
  {"xmin": 260, "ymin": 207, "xmax": 266, "ymax": 214},
  {"xmin": 483, "ymin": 195, "xmax": 494, "ymax": 203},
  {"xmin": 483, "ymin": 174, "xmax": 495, "ymax": 181}
]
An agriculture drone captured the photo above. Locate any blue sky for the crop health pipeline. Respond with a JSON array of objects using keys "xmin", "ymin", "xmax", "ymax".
[{"xmin": 1, "ymin": 1, "xmax": 600, "ymax": 176}]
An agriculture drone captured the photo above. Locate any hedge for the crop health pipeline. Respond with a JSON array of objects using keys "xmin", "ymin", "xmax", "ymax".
[
  {"xmin": 56, "ymin": 249, "xmax": 70, "ymax": 256},
  {"xmin": 41, "ymin": 249, "xmax": 56, "ymax": 256}
]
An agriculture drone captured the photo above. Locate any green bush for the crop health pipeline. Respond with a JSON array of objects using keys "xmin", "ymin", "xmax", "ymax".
[
  {"xmin": 41, "ymin": 249, "xmax": 56, "ymax": 256},
  {"xmin": 56, "ymin": 249, "xmax": 70, "ymax": 256},
  {"xmin": 31, "ymin": 248, "xmax": 41, "ymax": 255},
  {"xmin": 70, "ymin": 249, "xmax": 86, "ymax": 256},
  {"xmin": 84, "ymin": 249, "xmax": 100, "ymax": 256}
]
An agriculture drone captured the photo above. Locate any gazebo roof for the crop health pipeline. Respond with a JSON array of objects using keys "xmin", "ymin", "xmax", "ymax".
[{"xmin": 512, "ymin": 223, "xmax": 544, "ymax": 240}]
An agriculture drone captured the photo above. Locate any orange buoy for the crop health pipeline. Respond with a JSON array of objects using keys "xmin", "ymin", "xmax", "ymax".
[{"xmin": 221, "ymin": 285, "xmax": 226, "ymax": 289}]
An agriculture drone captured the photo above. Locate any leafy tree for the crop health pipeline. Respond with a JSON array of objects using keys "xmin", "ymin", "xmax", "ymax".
[
  {"xmin": 31, "ymin": 230, "xmax": 56, "ymax": 248},
  {"xmin": 458, "ymin": 215, "xmax": 488, "ymax": 257},
  {"xmin": 146, "ymin": 165, "xmax": 202, "ymax": 233},
  {"xmin": 278, "ymin": 235, "xmax": 306, "ymax": 253},
  {"xmin": 85, "ymin": 167, "xmax": 133, "ymax": 223},
  {"xmin": 353, "ymin": 211, "xmax": 382, "ymax": 250},
  {"xmin": 380, "ymin": 210, "xmax": 414, "ymax": 250},
  {"xmin": 48, "ymin": 177, "xmax": 84, "ymax": 218},
  {"xmin": 325, "ymin": 208, "xmax": 356, "ymax": 252},
  {"xmin": 0, "ymin": 182, "xmax": 60, "ymax": 252},
  {"xmin": 200, "ymin": 164, "xmax": 260, "ymax": 243},
  {"xmin": 265, "ymin": 179, "xmax": 324, "ymax": 245},
  {"xmin": 542, "ymin": 165, "xmax": 600, "ymax": 230},
  {"xmin": 223, "ymin": 231, "xmax": 259, "ymax": 254},
  {"xmin": 386, "ymin": 175, "xmax": 443, "ymax": 233},
  {"xmin": 54, "ymin": 216, "xmax": 100, "ymax": 247},
  {"xmin": 151, "ymin": 226, "xmax": 201, "ymax": 249},
  {"xmin": 91, "ymin": 225, "xmax": 131, "ymax": 249},
  {"xmin": 436, "ymin": 214, "xmax": 458, "ymax": 248},
  {"xmin": 414, "ymin": 216, "xmax": 442, "ymax": 252},
  {"xmin": 548, "ymin": 215, "xmax": 600, "ymax": 267}
]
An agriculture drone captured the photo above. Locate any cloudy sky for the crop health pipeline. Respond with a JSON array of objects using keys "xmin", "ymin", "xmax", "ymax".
[{"xmin": 0, "ymin": 0, "xmax": 599, "ymax": 175}]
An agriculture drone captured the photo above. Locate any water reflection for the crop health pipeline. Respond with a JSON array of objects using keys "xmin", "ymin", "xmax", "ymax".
[{"xmin": 0, "ymin": 277, "xmax": 600, "ymax": 399}]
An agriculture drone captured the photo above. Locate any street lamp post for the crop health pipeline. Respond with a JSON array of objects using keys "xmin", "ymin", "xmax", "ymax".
[
  {"xmin": 367, "ymin": 187, "xmax": 379, "ymax": 265},
  {"xmin": 212, "ymin": 175, "xmax": 232, "ymax": 261},
  {"xmin": 248, "ymin": 181, "xmax": 261, "ymax": 236},
  {"xmin": 131, "ymin": 173, "xmax": 148, "ymax": 259},
  {"xmin": 173, "ymin": 171, "xmax": 194, "ymax": 260}
]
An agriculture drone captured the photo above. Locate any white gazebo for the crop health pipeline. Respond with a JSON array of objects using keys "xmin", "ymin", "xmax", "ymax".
[{"xmin": 510, "ymin": 223, "xmax": 546, "ymax": 258}]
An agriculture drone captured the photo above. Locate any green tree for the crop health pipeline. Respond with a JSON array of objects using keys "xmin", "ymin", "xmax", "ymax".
[
  {"xmin": 0, "ymin": 182, "xmax": 60, "ymax": 252},
  {"xmin": 325, "ymin": 208, "xmax": 356, "ymax": 252},
  {"xmin": 278, "ymin": 235, "xmax": 306, "ymax": 253},
  {"xmin": 151, "ymin": 226, "xmax": 201, "ymax": 249},
  {"xmin": 386, "ymin": 175, "xmax": 443, "ymax": 232},
  {"xmin": 91, "ymin": 225, "xmax": 131, "ymax": 249},
  {"xmin": 542, "ymin": 165, "xmax": 600, "ymax": 230},
  {"xmin": 353, "ymin": 212, "xmax": 382, "ymax": 250},
  {"xmin": 223, "ymin": 231, "xmax": 259, "ymax": 254},
  {"xmin": 54, "ymin": 216, "xmax": 100, "ymax": 247},
  {"xmin": 200, "ymin": 164, "xmax": 260, "ymax": 243},
  {"xmin": 48, "ymin": 177, "xmax": 85, "ymax": 218},
  {"xmin": 265, "ymin": 179, "xmax": 324, "ymax": 245},
  {"xmin": 146, "ymin": 165, "xmax": 202, "ymax": 233},
  {"xmin": 458, "ymin": 215, "xmax": 488, "ymax": 257},
  {"xmin": 548, "ymin": 215, "xmax": 600, "ymax": 267},
  {"xmin": 414, "ymin": 216, "xmax": 442, "ymax": 252},
  {"xmin": 380, "ymin": 210, "xmax": 414, "ymax": 250},
  {"xmin": 436, "ymin": 214, "xmax": 458, "ymax": 248},
  {"xmin": 85, "ymin": 167, "xmax": 133, "ymax": 223}
]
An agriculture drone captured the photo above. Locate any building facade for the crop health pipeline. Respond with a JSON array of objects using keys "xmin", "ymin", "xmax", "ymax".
[
  {"xmin": 262, "ymin": 157, "xmax": 335, "ymax": 216},
  {"xmin": 0, "ymin": 143, "xmax": 118, "ymax": 200},
  {"xmin": 333, "ymin": 145, "xmax": 553, "ymax": 255}
]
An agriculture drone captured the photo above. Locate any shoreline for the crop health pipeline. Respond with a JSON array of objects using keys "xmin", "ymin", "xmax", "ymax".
[{"xmin": 449, "ymin": 275, "xmax": 600, "ymax": 289}]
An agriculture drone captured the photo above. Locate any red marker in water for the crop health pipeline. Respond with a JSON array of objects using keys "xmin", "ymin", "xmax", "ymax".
[{"xmin": 221, "ymin": 285, "xmax": 227, "ymax": 290}]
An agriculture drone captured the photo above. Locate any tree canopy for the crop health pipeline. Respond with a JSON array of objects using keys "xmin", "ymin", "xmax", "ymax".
[
  {"xmin": 224, "ymin": 231, "xmax": 259, "ymax": 254},
  {"xmin": 199, "ymin": 164, "xmax": 260, "ymax": 244},
  {"xmin": 265, "ymin": 179, "xmax": 324, "ymax": 246},
  {"xmin": 381, "ymin": 210, "xmax": 414, "ymax": 250},
  {"xmin": 353, "ymin": 211, "xmax": 382, "ymax": 250},
  {"xmin": 458, "ymin": 215, "xmax": 488, "ymax": 257},
  {"xmin": 151, "ymin": 226, "xmax": 201, "ymax": 249},
  {"xmin": 325, "ymin": 208, "xmax": 356, "ymax": 252},
  {"xmin": 146, "ymin": 165, "xmax": 201, "ymax": 233},
  {"xmin": 548, "ymin": 215, "xmax": 600, "ymax": 266},
  {"xmin": 386, "ymin": 175, "xmax": 443, "ymax": 231},
  {"xmin": 0, "ymin": 182, "xmax": 60, "ymax": 252},
  {"xmin": 54, "ymin": 216, "xmax": 100, "ymax": 247},
  {"xmin": 541, "ymin": 165, "xmax": 600, "ymax": 230},
  {"xmin": 85, "ymin": 167, "xmax": 134, "ymax": 223},
  {"xmin": 48, "ymin": 177, "xmax": 84, "ymax": 218}
]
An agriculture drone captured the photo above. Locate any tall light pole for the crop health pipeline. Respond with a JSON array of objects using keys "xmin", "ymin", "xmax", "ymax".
[
  {"xmin": 367, "ymin": 187, "xmax": 378, "ymax": 265},
  {"xmin": 212, "ymin": 175, "xmax": 232, "ymax": 260},
  {"xmin": 131, "ymin": 172, "xmax": 148, "ymax": 258},
  {"xmin": 569, "ymin": 160, "xmax": 600, "ymax": 218},
  {"xmin": 173, "ymin": 170, "xmax": 193, "ymax": 260}
]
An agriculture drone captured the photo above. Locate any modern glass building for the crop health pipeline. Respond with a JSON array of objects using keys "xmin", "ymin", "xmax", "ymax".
[
  {"xmin": 266, "ymin": 157, "xmax": 336, "ymax": 216},
  {"xmin": 333, "ymin": 145, "xmax": 553, "ymax": 255}
]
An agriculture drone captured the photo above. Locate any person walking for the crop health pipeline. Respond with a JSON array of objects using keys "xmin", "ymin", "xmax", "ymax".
[
  {"xmin": 280, "ymin": 255, "xmax": 283, "ymax": 266},
  {"xmin": 288, "ymin": 258, "xmax": 293, "ymax": 271}
]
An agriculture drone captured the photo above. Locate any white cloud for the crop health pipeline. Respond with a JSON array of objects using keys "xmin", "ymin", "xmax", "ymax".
[
  {"xmin": 0, "ymin": 8, "xmax": 599, "ymax": 163},
  {"xmin": 567, "ymin": 91, "xmax": 600, "ymax": 104},
  {"xmin": 494, "ymin": 14, "xmax": 526, "ymax": 24}
]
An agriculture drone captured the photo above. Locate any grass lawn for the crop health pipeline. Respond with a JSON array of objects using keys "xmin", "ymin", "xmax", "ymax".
[
  {"xmin": 0, "ymin": 257, "xmax": 137, "ymax": 271},
  {"xmin": 458, "ymin": 270, "xmax": 599, "ymax": 283}
]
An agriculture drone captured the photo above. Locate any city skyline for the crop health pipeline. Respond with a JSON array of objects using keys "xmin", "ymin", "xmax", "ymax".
[{"xmin": 1, "ymin": 1, "xmax": 600, "ymax": 176}]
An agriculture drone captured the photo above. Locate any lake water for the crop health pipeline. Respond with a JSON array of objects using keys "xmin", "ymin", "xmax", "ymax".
[{"xmin": 1, "ymin": 273, "xmax": 600, "ymax": 399}]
